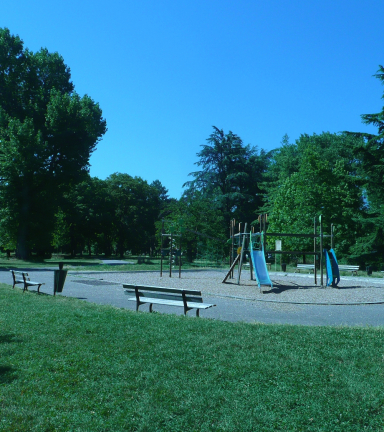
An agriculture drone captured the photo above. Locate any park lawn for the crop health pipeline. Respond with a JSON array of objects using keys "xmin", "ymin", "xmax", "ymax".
[{"xmin": 1, "ymin": 285, "xmax": 384, "ymax": 431}]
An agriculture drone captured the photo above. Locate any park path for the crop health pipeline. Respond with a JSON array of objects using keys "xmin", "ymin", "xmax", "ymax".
[{"xmin": 2, "ymin": 269, "xmax": 384, "ymax": 327}]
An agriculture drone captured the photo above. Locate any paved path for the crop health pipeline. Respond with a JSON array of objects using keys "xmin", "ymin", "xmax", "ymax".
[{"xmin": 3, "ymin": 269, "xmax": 384, "ymax": 327}]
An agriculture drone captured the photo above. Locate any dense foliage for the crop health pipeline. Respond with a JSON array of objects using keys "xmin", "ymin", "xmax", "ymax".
[
  {"xmin": 1, "ymin": 28, "xmax": 384, "ymax": 266},
  {"xmin": 264, "ymin": 132, "xmax": 364, "ymax": 259},
  {"xmin": 0, "ymin": 28, "xmax": 106, "ymax": 258}
]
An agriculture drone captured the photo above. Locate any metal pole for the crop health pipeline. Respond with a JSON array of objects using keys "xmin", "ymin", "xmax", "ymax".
[
  {"xmin": 229, "ymin": 220, "xmax": 231, "ymax": 274},
  {"xmin": 237, "ymin": 223, "xmax": 248, "ymax": 285},
  {"xmin": 179, "ymin": 233, "xmax": 182, "ymax": 278},
  {"xmin": 250, "ymin": 251, "xmax": 254, "ymax": 280},
  {"xmin": 320, "ymin": 215, "xmax": 323, "ymax": 286},
  {"xmin": 230, "ymin": 219, "xmax": 234, "ymax": 279},
  {"xmin": 160, "ymin": 219, "xmax": 164, "ymax": 277},
  {"xmin": 314, "ymin": 216, "xmax": 317, "ymax": 285},
  {"xmin": 263, "ymin": 214, "xmax": 267, "ymax": 258},
  {"xmin": 169, "ymin": 232, "xmax": 173, "ymax": 277}
]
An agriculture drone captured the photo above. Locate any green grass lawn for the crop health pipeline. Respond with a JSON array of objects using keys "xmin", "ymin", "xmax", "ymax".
[{"xmin": 1, "ymin": 284, "xmax": 384, "ymax": 431}]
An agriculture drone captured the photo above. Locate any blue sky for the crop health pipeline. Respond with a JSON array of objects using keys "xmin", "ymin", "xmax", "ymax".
[{"xmin": 1, "ymin": 0, "xmax": 383, "ymax": 198}]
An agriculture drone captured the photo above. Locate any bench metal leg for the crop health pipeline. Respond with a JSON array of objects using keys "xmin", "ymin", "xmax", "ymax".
[
  {"xmin": 149, "ymin": 304, "xmax": 153, "ymax": 313},
  {"xmin": 196, "ymin": 309, "xmax": 200, "ymax": 317}
]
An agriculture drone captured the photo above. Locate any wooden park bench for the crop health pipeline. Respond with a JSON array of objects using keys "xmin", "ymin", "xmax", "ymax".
[
  {"xmin": 10, "ymin": 270, "xmax": 45, "ymax": 293},
  {"xmin": 338, "ymin": 265, "xmax": 359, "ymax": 276},
  {"xmin": 295, "ymin": 264, "xmax": 315, "ymax": 274},
  {"xmin": 123, "ymin": 284, "xmax": 216, "ymax": 317}
]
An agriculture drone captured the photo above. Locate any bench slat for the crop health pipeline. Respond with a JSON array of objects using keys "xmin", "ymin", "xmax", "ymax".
[
  {"xmin": 124, "ymin": 290, "xmax": 203, "ymax": 303},
  {"xmin": 125, "ymin": 296, "xmax": 214, "ymax": 310},
  {"xmin": 123, "ymin": 284, "xmax": 201, "ymax": 296},
  {"xmin": 26, "ymin": 281, "xmax": 45, "ymax": 286}
]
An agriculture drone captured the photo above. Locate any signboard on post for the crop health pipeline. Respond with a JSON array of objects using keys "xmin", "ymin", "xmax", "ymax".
[{"xmin": 275, "ymin": 240, "xmax": 282, "ymax": 271}]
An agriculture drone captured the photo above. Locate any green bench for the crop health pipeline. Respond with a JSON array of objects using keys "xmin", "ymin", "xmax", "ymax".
[
  {"xmin": 10, "ymin": 270, "xmax": 45, "ymax": 293},
  {"xmin": 123, "ymin": 284, "xmax": 216, "ymax": 317}
]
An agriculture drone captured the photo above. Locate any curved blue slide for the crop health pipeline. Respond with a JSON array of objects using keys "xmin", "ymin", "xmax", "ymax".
[
  {"xmin": 324, "ymin": 248, "xmax": 340, "ymax": 287},
  {"xmin": 250, "ymin": 233, "xmax": 273, "ymax": 290}
]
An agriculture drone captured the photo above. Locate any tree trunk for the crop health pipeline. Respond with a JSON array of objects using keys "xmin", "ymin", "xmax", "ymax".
[{"xmin": 16, "ymin": 222, "xmax": 30, "ymax": 259}]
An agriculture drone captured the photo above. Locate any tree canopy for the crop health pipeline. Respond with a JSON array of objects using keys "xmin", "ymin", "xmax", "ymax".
[
  {"xmin": 184, "ymin": 126, "xmax": 269, "ymax": 229},
  {"xmin": 0, "ymin": 28, "xmax": 107, "ymax": 257},
  {"xmin": 345, "ymin": 65, "xmax": 384, "ymax": 264}
]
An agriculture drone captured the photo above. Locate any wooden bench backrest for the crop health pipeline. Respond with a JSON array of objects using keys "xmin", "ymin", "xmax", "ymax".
[
  {"xmin": 10, "ymin": 270, "xmax": 28, "ymax": 280},
  {"xmin": 123, "ymin": 284, "xmax": 204, "ymax": 303}
]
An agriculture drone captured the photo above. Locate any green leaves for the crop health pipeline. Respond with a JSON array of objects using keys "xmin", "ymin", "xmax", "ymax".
[
  {"xmin": 266, "ymin": 133, "xmax": 364, "ymax": 257},
  {"xmin": 0, "ymin": 28, "xmax": 107, "ymax": 258},
  {"xmin": 185, "ymin": 126, "xmax": 268, "ymax": 229}
]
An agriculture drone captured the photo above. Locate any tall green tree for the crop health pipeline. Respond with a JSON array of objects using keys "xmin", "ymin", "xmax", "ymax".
[
  {"xmin": 266, "ymin": 133, "xmax": 364, "ymax": 260},
  {"xmin": 346, "ymin": 65, "xmax": 384, "ymax": 264},
  {"xmin": 158, "ymin": 189, "xmax": 227, "ymax": 263},
  {"xmin": 0, "ymin": 28, "xmax": 107, "ymax": 258},
  {"xmin": 106, "ymin": 173, "xmax": 163, "ymax": 257},
  {"xmin": 53, "ymin": 176, "xmax": 114, "ymax": 256},
  {"xmin": 184, "ymin": 126, "xmax": 269, "ymax": 229},
  {"xmin": 262, "ymin": 132, "xmax": 361, "ymax": 214}
]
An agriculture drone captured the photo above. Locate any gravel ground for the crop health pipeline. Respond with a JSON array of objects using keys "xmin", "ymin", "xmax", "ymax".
[{"xmin": 76, "ymin": 269, "xmax": 384, "ymax": 305}]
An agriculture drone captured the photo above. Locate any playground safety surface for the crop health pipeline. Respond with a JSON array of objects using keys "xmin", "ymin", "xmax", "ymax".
[{"xmin": 2, "ymin": 269, "xmax": 384, "ymax": 326}]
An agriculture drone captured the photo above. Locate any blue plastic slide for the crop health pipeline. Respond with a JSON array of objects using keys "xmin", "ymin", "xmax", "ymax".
[
  {"xmin": 250, "ymin": 233, "xmax": 273, "ymax": 290},
  {"xmin": 329, "ymin": 248, "xmax": 340, "ymax": 287},
  {"xmin": 324, "ymin": 248, "xmax": 340, "ymax": 287}
]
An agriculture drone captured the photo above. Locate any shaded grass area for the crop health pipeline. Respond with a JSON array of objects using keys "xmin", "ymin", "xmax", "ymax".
[
  {"xmin": 0, "ymin": 256, "xmax": 227, "ymax": 272},
  {"xmin": 1, "ymin": 286, "xmax": 384, "ymax": 430}
]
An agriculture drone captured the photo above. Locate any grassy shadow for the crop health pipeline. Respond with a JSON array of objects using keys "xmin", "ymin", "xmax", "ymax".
[
  {"xmin": 0, "ymin": 365, "xmax": 17, "ymax": 384},
  {"xmin": 0, "ymin": 334, "xmax": 22, "ymax": 344}
]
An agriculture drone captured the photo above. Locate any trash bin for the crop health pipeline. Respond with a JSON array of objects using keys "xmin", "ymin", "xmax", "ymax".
[
  {"xmin": 366, "ymin": 266, "xmax": 372, "ymax": 276},
  {"xmin": 54, "ymin": 263, "xmax": 67, "ymax": 295},
  {"xmin": 281, "ymin": 263, "xmax": 287, "ymax": 272}
]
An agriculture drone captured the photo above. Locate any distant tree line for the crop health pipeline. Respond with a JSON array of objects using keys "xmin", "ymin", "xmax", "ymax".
[{"xmin": 1, "ymin": 28, "xmax": 384, "ymax": 266}]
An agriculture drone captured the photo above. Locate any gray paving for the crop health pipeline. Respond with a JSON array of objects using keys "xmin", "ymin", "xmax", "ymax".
[{"xmin": 3, "ymin": 269, "xmax": 384, "ymax": 327}]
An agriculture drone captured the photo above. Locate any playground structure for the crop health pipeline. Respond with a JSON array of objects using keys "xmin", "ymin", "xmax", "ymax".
[
  {"xmin": 159, "ymin": 218, "xmax": 228, "ymax": 278},
  {"xmin": 223, "ymin": 214, "xmax": 339, "ymax": 289},
  {"xmin": 160, "ymin": 219, "xmax": 184, "ymax": 278}
]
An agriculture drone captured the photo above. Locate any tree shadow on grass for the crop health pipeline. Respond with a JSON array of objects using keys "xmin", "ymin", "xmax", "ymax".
[
  {"xmin": 0, "ymin": 365, "xmax": 17, "ymax": 384},
  {"xmin": 0, "ymin": 334, "xmax": 20, "ymax": 384},
  {"xmin": 0, "ymin": 334, "xmax": 22, "ymax": 344}
]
